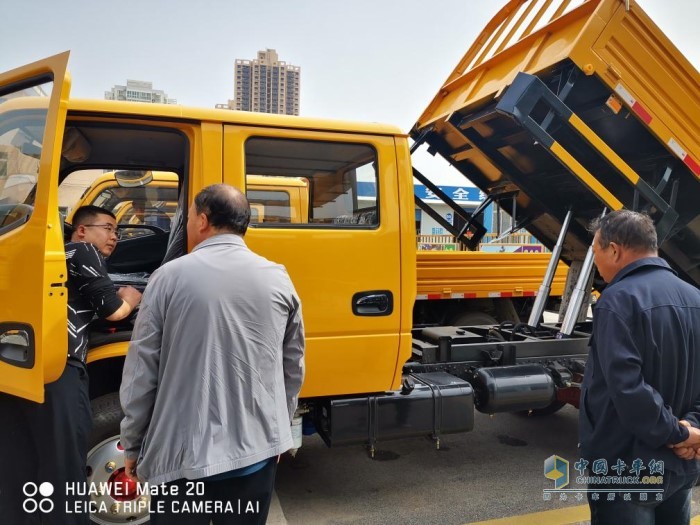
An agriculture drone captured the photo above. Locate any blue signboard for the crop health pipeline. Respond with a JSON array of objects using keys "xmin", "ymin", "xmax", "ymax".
[
  {"xmin": 357, "ymin": 181, "xmax": 377, "ymax": 197},
  {"xmin": 357, "ymin": 182, "xmax": 483, "ymax": 203},
  {"xmin": 415, "ymin": 185, "xmax": 482, "ymax": 202}
]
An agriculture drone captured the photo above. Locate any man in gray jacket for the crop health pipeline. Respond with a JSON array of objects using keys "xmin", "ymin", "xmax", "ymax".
[{"xmin": 120, "ymin": 184, "xmax": 305, "ymax": 525}]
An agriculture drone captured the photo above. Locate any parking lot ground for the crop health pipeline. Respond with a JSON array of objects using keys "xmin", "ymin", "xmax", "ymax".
[
  {"xmin": 271, "ymin": 406, "xmax": 700, "ymax": 525},
  {"xmin": 468, "ymin": 505, "xmax": 700, "ymax": 524},
  {"xmin": 270, "ymin": 497, "xmax": 700, "ymax": 525}
]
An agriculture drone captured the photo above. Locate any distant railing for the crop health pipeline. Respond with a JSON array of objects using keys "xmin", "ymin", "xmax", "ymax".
[
  {"xmin": 482, "ymin": 232, "xmax": 541, "ymax": 244},
  {"xmin": 417, "ymin": 231, "xmax": 548, "ymax": 253}
]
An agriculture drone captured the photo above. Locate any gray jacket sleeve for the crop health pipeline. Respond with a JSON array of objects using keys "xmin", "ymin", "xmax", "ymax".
[
  {"xmin": 119, "ymin": 270, "xmax": 165, "ymax": 461},
  {"xmin": 283, "ymin": 286, "xmax": 305, "ymax": 422}
]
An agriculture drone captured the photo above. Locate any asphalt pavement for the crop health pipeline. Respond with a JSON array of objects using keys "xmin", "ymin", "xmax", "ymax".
[
  {"xmin": 267, "ymin": 310, "xmax": 698, "ymax": 524},
  {"xmin": 269, "ymin": 406, "xmax": 700, "ymax": 524}
]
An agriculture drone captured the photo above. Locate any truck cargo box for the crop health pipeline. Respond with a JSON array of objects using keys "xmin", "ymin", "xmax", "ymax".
[{"xmin": 413, "ymin": 0, "xmax": 699, "ymax": 288}]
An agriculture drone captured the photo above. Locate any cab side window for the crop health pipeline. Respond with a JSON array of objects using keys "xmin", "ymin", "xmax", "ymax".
[
  {"xmin": 0, "ymin": 81, "xmax": 53, "ymax": 235},
  {"xmin": 245, "ymin": 137, "xmax": 378, "ymax": 228}
]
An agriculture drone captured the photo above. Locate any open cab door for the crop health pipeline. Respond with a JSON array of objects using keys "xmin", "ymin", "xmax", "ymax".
[{"xmin": 0, "ymin": 52, "xmax": 71, "ymax": 402}]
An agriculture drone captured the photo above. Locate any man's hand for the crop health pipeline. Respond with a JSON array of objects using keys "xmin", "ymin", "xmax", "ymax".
[
  {"xmin": 668, "ymin": 420, "xmax": 700, "ymax": 460},
  {"xmin": 117, "ymin": 285, "xmax": 142, "ymax": 308},
  {"xmin": 671, "ymin": 446, "xmax": 699, "ymax": 460},
  {"xmin": 124, "ymin": 457, "xmax": 141, "ymax": 482}
]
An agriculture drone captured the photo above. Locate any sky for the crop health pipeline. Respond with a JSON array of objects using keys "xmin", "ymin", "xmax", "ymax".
[{"xmin": 1, "ymin": 0, "xmax": 698, "ymax": 184}]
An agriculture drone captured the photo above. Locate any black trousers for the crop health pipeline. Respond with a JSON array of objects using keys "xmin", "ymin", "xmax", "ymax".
[
  {"xmin": 0, "ymin": 364, "xmax": 92, "ymax": 525},
  {"xmin": 150, "ymin": 458, "xmax": 278, "ymax": 525},
  {"xmin": 588, "ymin": 471, "xmax": 699, "ymax": 525}
]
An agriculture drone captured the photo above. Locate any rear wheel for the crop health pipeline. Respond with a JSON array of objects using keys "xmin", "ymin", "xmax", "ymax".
[
  {"xmin": 88, "ymin": 393, "xmax": 149, "ymax": 524},
  {"xmin": 448, "ymin": 311, "xmax": 499, "ymax": 327}
]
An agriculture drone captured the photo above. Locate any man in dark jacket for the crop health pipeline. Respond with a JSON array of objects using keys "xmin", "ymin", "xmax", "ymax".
[{"xmin": 580, "ymin": 209, "xmax": 700, "ymax": 524}]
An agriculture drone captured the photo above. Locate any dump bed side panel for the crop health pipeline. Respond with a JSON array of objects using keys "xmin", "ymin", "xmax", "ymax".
[
  {"xmin": 584, "ymin": 3, "xmax": 700, "ymax": 169},
  {"xmin": 413, "ymin": 0, "xmax": 700, "ymax": 287},
  {"xmin": 416, "ymin": 251, "xmax": 567, "ymax": 299},
  {"xmin": 416, "ymin": 0, "xmax": 599, "ymax": 131}
]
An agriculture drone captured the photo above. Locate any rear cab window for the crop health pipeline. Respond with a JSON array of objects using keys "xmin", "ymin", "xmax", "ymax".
[{"xmin": 244, "ymin": 137, "xmax": 378, "ymax": 228}]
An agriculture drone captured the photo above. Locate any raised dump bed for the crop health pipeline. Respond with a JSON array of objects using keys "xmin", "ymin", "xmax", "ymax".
[{"xmin": 412, "ymin": 0, "xmax": 699, "ymax": 287}]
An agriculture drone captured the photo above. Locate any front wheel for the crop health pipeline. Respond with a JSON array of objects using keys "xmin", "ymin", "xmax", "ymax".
[{"xmin": 88, "ymin": 393, "xmax": 150, "ymax": 524}]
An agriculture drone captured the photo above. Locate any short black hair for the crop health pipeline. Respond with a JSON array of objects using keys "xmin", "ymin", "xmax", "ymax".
[
  {"xmin": 589, "ymin": 210, "xmax": 657, "ymax": 253},
  {"xmin": 71, "ymin": 205, "xmax": 116, "ymax": 227},
  {"xmin": 194, "ymin": 184, "xmax": 250, "ymax": 235}
]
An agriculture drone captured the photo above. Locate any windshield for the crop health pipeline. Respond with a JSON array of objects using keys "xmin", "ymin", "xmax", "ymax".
[
  {"xmin": 90, "ymin": 185, "xmax": 178, "ymax": 229},
  {"xmin": 60, "ymin": 170, "xmax": 179, "ymax": 236}
]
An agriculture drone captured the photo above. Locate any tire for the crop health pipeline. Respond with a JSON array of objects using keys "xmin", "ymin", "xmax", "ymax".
[
  {"xmin": 449, "ymin": 311, "xmax": 499, "ymax": 327},
  {"xmin": 87, "ymin": 393, "xmax": 150, "ymax": 524},
  {"xmin": 90, "ymin": 392, "xmax": 123, "ymax": 448}
]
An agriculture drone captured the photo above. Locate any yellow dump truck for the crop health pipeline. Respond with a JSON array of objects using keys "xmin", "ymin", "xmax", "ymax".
[{"xmin": 0, "ymin": 0, "xmax": 697, "ymax": 522}]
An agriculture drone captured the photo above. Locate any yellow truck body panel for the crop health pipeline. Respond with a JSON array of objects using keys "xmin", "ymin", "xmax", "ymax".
[
  {"xmin": 416, "ymin": 251, "xmax": 566, "ymax": 299},
  {"xmin": 418, "ymin": 0, "xmax": 699, "ymax": 163}
]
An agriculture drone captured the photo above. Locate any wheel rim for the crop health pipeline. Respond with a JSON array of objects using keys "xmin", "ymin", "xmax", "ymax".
[{"xmin": 86, "ymin": 436, "xmax": 150, "ymax": 524}]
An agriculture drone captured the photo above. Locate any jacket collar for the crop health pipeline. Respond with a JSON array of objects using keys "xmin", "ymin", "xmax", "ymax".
[
  {"xmin": 192, "ymin": 234, "xmax": 247, "ymax": 253},
  {"xmin": 608, "ymin": 256, "xmax": 675, "ymax": 287}
]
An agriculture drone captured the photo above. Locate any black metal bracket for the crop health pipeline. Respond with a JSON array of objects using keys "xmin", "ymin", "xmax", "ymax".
[
  {"xmin": 410, "ymin": 127, "xmax": 432, "ymax": 154},
  {"xmin": 541, "ymin": 66, "xmax": 580, "ymax": 132},
  {"xmin": 495, "ymin": 72, "xmax": 680, "ymax": 244},
  {"xmin": 413, "ymin": 167, "xmax": 487, "ymax": 249}
]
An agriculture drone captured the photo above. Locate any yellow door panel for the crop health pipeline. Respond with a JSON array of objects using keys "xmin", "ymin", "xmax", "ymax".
[
  {"xmin": 0, "ymin": 52, "xmax": 71, "ymax": 402},
  {"xmin": 223, "ymin": 127, "xmax": 402, "ymax": 397},
  {"xmin": 302, "ymin": 335, "xmax": 403, "ymax": 397}
]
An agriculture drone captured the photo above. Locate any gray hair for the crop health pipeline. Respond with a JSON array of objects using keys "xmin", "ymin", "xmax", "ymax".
[
  {"xmin": 194, "ymin": 184, "xmax": 250, "ymax": 235},
  {"xmin": 589, "ymin": 210, "xmax": 657, "ymax": 253}
]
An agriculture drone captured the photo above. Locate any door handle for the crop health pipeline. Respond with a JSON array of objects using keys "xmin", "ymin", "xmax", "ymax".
[
  {"xmin": 0, "ymin": 324, "xmax": 35, "ymax": 368},
  {"xmin": 352, "ymin": 291, "xmax": 393, "ymax": 316}
]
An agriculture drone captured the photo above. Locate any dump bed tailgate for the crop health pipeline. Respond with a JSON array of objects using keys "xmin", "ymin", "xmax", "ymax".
[{"xmin": 413, "ymin": 0, "xmax": 700, "ymax": 287}]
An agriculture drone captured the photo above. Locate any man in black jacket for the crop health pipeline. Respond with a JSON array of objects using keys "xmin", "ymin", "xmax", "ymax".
[{"xmin": 580, "ymin": 210, "xmax": 700, "ymax": 524}]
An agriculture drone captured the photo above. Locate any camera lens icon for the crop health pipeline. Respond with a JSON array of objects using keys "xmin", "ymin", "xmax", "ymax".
[
  {"xmin": 39, "ymin": 482, "xmax": 55, "ymax": 497},
  {"xmin": 22, "ymin": 482, "xmax": 55, "ymax": 514}
]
